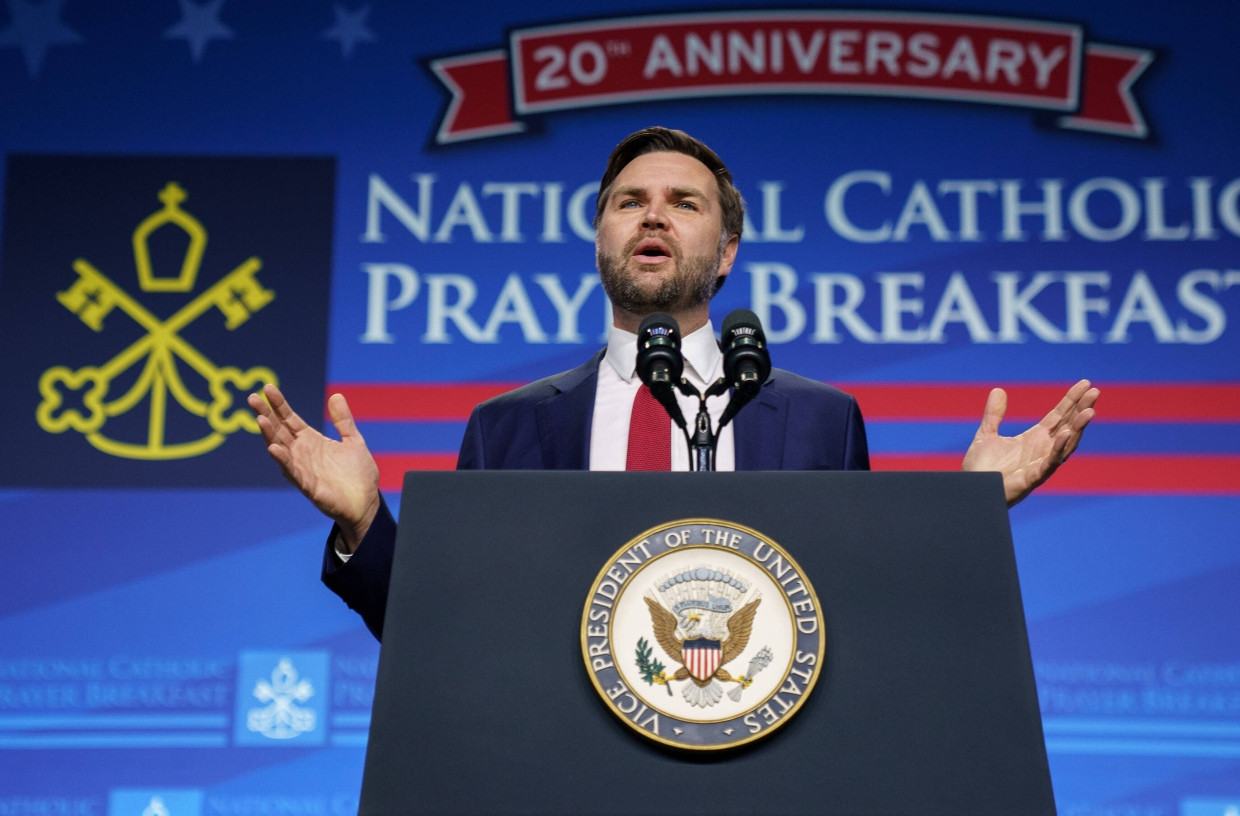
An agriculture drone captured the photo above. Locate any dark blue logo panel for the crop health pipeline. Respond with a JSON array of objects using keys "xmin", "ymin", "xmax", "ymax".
[{"xmin": 0, "ymin": 156, "xmax": 333, "ymax": 486}]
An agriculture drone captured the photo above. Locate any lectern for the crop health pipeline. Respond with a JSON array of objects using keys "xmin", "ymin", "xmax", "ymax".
[{"xmin": 359, "ymin": 471, "xmax": 1055, "ymax": 815}]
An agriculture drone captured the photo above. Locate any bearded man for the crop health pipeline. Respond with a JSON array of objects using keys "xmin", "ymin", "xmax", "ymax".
[{"xmin": 249, "ymin": 127, "xmax": 1098, "ymax": 640}]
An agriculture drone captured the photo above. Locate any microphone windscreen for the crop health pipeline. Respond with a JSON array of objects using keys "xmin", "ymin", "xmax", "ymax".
[
  {"xmin": 639, "ymin": 312, "xmax": 680, "ymax": 343},
  {"xmin": 721, "ymin": 309, "xmax": 770, "ymax": 393},
  {"xmin": 636, "ymin": 312, "xmax": 683, "ymax": 387},
  {"xmin": 721, "ymin": 308, "xmax": 762, "ymax": 340}
]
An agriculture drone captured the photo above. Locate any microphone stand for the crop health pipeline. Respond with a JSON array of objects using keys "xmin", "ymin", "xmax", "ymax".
[
  {"xmin": 674, "ymin": 377, "xmax": 731, "ymax": 472},
  {"xmin": 639, "ymin": 308, "xmax": 771, "ymax": 472}
]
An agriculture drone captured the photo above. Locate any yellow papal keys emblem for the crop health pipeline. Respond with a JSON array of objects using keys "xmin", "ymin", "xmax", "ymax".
[{"xmin": 37, "ymin": 182, "xmax": 278, "ymax": 460}]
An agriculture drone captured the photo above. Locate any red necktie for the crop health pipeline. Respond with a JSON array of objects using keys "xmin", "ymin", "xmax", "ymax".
[{"xmin": 626, "ymin": 383, "xmax": 671, "ymax": 471}]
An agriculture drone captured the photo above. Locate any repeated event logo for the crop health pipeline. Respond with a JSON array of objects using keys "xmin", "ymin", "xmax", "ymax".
[
  {"xmin": 428, "ymin": 9, "xmax": 1154, "ymax": 143},
  {"xmin": 0, "ymin": 648, "xmax": 373, "ymax": 754},
  {"xmin": 234, "ymin": 651, "xmax": 329, "ymax": 747},
  {"xmin": 0, "ymin": 156, "xmax": 334, "ymax": 486},
  {"xmin": 108, "ymin": 790, "xmax": 204, "ymax": 816},
  {"xmin": 582, "ymin": 518, "xmax": 824, "ymax": 750}
]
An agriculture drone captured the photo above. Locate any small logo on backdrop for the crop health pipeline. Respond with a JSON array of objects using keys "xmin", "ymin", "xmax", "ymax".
[
  {"xmin": 582, "ymin": 519, "xmax": 824, "ymax": 750},
  {"xmin": 0, "ymin": 155, "xmax": 334, "ymax": 486},
  {"xmin": 108, "ymin": 790, "xmax": 204, "ymax": 816},
  {"xmin": 234, "ymin": 651, "xmax": 329, "ymax": 746}
]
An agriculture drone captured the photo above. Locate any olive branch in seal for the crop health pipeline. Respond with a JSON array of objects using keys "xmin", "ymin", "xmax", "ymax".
[{"xmin": 635, "ymin": 637, "xmax": 672, "ymax": 695}]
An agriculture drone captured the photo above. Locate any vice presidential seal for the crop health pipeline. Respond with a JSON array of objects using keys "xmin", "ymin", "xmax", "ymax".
[{"xmin": 581, "ymin": 519, "xmax": 824, "ymax": 750}]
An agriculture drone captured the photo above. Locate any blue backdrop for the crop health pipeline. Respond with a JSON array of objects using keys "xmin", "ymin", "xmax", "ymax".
[{"xmin": 1, "ymin": 1, "xmax": 1237, "ymax": 813}]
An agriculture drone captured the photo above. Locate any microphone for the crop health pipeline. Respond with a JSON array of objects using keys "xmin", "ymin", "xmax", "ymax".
[
  {"xmin": 718, "ymin": 309, "xmax": 771, "ymax": 427},
  {"xmin": 636, "ymin": 312, "xmax": 687, "ymax": 429},
  {"xmin": 721, "ymin": 309, "xmax": 771, "ymax": 396}
]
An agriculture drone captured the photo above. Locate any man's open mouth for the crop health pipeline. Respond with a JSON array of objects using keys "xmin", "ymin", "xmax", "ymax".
[{"xmin": 633, "ymin": 237, "xmax": 671, "ymax": 260}]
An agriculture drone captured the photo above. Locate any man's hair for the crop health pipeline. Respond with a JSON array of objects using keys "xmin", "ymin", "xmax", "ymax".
[{"xmin": 593, "ymin": 127, "xmax": 745, "ymax": 242}]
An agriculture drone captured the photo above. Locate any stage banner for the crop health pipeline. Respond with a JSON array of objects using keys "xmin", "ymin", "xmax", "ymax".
[{"xmin": 0, "ymin": 1, "xmax": 1236, "ymax": 813}]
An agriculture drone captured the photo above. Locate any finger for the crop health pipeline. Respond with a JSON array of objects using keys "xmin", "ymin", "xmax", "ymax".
[
  {"xmin": 1040, "ymin": 379, "xmax": 1091, "ymax": 432},
  {"xmin": 252, "ymin": 411, "xmax": 280, "ymax": 446},
  {"xmin": 250, "ymin": 408, "xmax": 293, "ymax": 465},
  {"xmin": 1055, "ymin": 383, "xmax": 1099, "ymax": 449},
  {"xmin": 977, "ymin": 387, "xmax": 1007, "ymax": 437},
  {"xmin": 1071, "ymin": 403, "xmax": 1097, "ymax": 433},
  {"xmin": 246, "ymin": 391, "xmax": 271, "ymax": 419},
  {"xmin": 1079, "ymin": 386, "xmax": 1100, "ymax": 414},
  {"xmin": 1059, "ymin": 405, "xmax": 1097, "ymax": 460},
  {"xmin": 262, "ymin": 382, "xmax": 285, "ymax": 407},
  {"xmin": 327, "ymin": 393, "xmax": 363, "ymax": 442},
  {"xmin": 264, "ymin": 383, "xmax": 309, "ymax": 434},
  {"xmin": 249, "ymin": 389, "xmax": 283, "ymax": 444},
  {"xmin": 1066, "ymin": 386, "xmax": 1099, "ymax": 435},
  {"xmin": 1060, "ymin": 401, "xmax": 1100, "ymax": 455},
  {"xmin": 254, "ymin": 395, "xmax": 304, "ymax": 447},
  {"xmin": 1050, "ymin": 426, "xmax": 1073, "ymax": 460},
  {"xmin": 1068, "ymin": 378, "xmax": 1091, "ymax": 398},
  {"xmin": 253, "ymin": 384, "xmax": 284, "ymax": 428}
]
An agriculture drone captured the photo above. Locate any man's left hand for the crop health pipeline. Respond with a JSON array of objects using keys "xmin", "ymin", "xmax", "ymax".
[{"xmin": 962, "ymin": 379, "xmax": 1100, "ymax": 507}]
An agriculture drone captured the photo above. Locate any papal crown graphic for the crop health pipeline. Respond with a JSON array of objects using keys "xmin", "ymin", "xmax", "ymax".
[{"xmin": 36, "ymin": 182, "xmax": 278, "ymax": 460}]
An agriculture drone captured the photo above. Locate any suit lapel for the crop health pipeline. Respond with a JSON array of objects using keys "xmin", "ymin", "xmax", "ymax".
[
  {"xmin": 734, "ymin": 374, "xmax": 787, "ymax": 471},
  {"xmin": 535, "ymin": 350, "xmax": 603, "ymax": 469}
]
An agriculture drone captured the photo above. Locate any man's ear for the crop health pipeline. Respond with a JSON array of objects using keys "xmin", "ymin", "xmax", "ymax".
[{"xmin": 717, "ymin": 233, "xmax": 740, "ymax": 281}]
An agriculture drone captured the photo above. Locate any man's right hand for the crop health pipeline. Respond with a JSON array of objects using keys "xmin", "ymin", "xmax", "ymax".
[{"xmin": 248, "ymin": 384, "xmax": 380, "ymax": 554}]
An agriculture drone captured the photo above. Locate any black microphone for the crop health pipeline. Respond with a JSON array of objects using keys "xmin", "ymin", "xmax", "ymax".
[
  {"xmin": 721, "ymin": 309, "xmax": 771, "ymax": 397},
  {"xmin": 718, "ymin": 309, "xmax": 771, "ymax": 427},
  {"xmin": 636, "ymin": 312, "xmax": 687, "ymax": 429}
]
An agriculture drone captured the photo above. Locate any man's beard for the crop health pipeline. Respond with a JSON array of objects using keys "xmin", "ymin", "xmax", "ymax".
[{"xmin": 596, "ymin": 232, "xmax": 723, "ymax": 316}]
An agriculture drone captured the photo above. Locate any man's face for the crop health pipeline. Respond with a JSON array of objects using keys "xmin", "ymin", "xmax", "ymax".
[{"xmin": 595, "ymin": 151, "xmax": 739, "ymax": 322}]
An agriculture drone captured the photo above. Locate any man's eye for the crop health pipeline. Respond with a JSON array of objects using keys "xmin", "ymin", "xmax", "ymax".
[{"xmin": 676, "ymin": 201, "xmax": 699, "ymax": 210}]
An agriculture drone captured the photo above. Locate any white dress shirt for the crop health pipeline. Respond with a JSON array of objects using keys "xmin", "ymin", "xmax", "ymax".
[{"xmin": 589, "ymin": 321, "xmax": 736, "ymax": 472}]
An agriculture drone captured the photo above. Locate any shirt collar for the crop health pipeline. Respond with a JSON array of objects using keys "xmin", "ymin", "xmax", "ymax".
[{"xmin": 603, "ymin": 319, "xmax": 723, "ymax": 388}]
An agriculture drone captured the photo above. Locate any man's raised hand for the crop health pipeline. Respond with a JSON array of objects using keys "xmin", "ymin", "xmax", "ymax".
[
  {"xmin": 247, "ymin": 384, "xmax": 380, "ymax": 552},
  {"xmin": 961, "ymin": 379, "xmax": 1100, "ymax": 507}
]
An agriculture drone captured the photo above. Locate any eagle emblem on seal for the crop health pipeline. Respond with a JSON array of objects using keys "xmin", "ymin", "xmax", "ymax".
[{"xmin": 639, "ymin": 566, "xmax": 769, "ymax": 708}]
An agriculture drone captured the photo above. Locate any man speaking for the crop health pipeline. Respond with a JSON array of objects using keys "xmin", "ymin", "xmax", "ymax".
[{"xmin": 248, "ymin": 127, "xmax": 1098, "ymax": 640}]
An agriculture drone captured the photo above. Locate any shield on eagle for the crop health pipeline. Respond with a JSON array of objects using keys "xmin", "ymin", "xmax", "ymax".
[{"xmin": 681, "ymin": 637, "xmax": 723, "ymax": 682}]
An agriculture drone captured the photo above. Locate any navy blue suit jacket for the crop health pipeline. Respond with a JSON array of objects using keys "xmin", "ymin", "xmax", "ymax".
[{"xmin": 323, "ymin": 351, "xmax": 869, "ymax": 639}]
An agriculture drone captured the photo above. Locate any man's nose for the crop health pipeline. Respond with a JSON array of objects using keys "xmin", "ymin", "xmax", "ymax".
[{"xmin": 641, "ymin": 200, "xmax": 667, "ymax": 229}]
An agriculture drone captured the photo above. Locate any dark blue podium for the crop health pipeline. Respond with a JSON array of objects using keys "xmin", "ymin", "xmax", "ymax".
[{"xmin": 359, "ymin": 471, "xmax": 1055, "ymax": 815}]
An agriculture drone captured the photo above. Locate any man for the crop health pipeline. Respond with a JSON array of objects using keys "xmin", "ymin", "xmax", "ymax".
[{"xmin": 249, "ymin": 127, "xmax": 1099, "ymax": 640}]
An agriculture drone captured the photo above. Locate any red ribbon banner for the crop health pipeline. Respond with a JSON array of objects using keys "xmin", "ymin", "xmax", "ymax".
[{"xmin": 429, "ymin": 10, "xmax": 1152, "ymax": 143}]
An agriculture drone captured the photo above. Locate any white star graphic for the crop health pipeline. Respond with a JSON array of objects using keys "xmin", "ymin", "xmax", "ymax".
[
  {"xmin": 321, "ymin": 3, "xmax": 375, "ymax": 59},
  {"xmin": 0, "ymin": 0, "xmax": 83, "ymax": 77},
  {"xmin": 164, "ymin": 0, "xmax": 234, "ymax": 63}
]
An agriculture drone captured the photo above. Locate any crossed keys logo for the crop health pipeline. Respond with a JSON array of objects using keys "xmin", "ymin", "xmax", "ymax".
[{"xmin": 36, "ymin": 182, "xmax": 277, "ymax": 460}]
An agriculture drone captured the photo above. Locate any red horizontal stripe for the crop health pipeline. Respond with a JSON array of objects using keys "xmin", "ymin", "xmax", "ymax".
[
  {"xmin": 331, "ymin": 384, "xmax": 520, "ymax": 420},
  {"xmin": 872, "ymin": 453, "xmax": 1240, "ymax": 494},
  {"xmin": 375, "ymin": 453, "xmax": 1239, "ymax": 494},
  {"xmin": 333, "ymin": 382, "xmax": 1240, "ymax": 423},
  {"xmin": 843, "ymin": 383, "xmax": 1240, "ymax": 422},
  {"xmin": 375, "ymin": 454, "xmax": 457, "ymax": 490}
]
